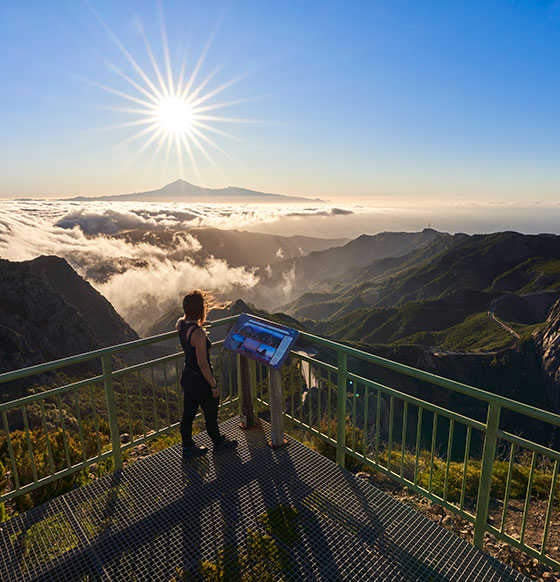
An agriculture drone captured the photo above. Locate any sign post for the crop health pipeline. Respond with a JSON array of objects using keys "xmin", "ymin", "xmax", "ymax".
[
  {"xmin": 268, "ymin": 368, "xmax": 287, "ymax": 448},
  {"xmin": 223, "ymin": 314, "xmax": 299, "ymax": 447},
  {"xmin": 240, "ymin": 356, "xmax": 256, "ymax": 429}
]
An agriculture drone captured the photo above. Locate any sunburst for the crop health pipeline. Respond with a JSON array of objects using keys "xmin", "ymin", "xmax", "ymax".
[{"xmin": 85, "ymin": 3, "xmax": 257, "ymax": 180}]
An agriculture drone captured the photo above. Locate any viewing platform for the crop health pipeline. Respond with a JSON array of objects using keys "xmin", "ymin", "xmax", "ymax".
[
  {"xmin": 0, "ymin": 417, "xmax": 529, "ymax": 581},
  {"xmin": 1, "ymin": 314, "xmax": 559, "ymax": 579}
]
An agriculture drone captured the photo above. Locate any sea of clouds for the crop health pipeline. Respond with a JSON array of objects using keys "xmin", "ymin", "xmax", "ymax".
[
  {"xmin": 0, "ymin": 200, "xmax": 362, "ymax": 333},
  {"xmin": 2, "ymin": 199, "xmax": 560, "ymax": 334}
]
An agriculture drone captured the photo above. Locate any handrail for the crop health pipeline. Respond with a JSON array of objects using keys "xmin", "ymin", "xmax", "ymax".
[
  {"xmin": 1, "ymin": 312, "xmax": 559, "ymax": 570},
  {"xmin": 0, "ymin": 315, "xmax": 238, "ymax": 383},
  {"xmin": 298, "ymin": 328, "xmax": 560, "ymax": 426},
  {"xmin": 3, "ymin": 312, "xmax": 556, "ymax": 428}
]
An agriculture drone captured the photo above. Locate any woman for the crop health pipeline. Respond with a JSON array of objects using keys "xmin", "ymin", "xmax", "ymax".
[{"xmin": 177, "ymin": 290, "xmax": 237, "ymax": 458}]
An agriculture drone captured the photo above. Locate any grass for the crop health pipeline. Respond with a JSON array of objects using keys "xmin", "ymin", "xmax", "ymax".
[
  {"xmin": 14, "ymin": 511, "xmax": 81, "ymax": 573},
  {"xmin": 310, "ymin": 420, "xmax": 560, "ymax": 507}
]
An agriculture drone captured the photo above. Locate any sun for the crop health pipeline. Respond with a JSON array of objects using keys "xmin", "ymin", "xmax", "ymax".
[
  {"xmin": 156, "ymin": 97, "xmax": 195, "ymax": 135},
  {"xmin": 86, "ymin": 4, "xmax": 257, "ymax": 180}
]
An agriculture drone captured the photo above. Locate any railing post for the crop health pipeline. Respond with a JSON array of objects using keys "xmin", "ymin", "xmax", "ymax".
[
  {"xmin": 336, "ymin": 351, "xmax": 347, "ymax": 468},
  {"xmin": 473, "ymin": 402, "xmax": 500, "ymax": 548},
  {"xmin": 102, "ymin": 354, "xmax": 123, "ymax": 471}
]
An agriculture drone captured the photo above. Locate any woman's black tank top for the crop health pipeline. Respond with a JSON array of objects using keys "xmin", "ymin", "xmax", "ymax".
[{"xmin": 178, "ymin": 320, "xmax": 212, "ymax": 374}]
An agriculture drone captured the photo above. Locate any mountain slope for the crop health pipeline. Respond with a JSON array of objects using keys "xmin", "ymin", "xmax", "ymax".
[
  {"xmin": 311, "ymin": 289, "xmax": 499, "ymax": 346},
  {"xmin": 263, "ymin": 228, "xmax": 444, "ymax": 302},
  {"xmin": 25, "ymin": 256, "xmax": 138, "ymax": 348},
  {"xmin": 281, "ymin": 232, "xmax": 457, "ymax": 318},
  {"xmin": 374, "ymin": 232, "xmax": 560, "ymax": 308},
  {"xmin": 146, "ymin": 298, "xmax": 302, "ymax": 340},
  {"xmin": 0, "ymin": 257, "xmax": 140, "ymax": 398},
  {"xmin": 287, "ymin": 231, "xmax": 560, "ymax": 415},
  {"xmin": 287, "ymin": 232, "xmax": 560, "ymax": 327}
]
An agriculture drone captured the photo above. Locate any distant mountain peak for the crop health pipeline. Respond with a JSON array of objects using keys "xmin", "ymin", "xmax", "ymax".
[
  {"xmin": 68, "ymin": 179, "xmax": 323, "ymax": 203},
  {"xmin": 164, "ymin": 178, "xmax": 187, "ymax": 187}
]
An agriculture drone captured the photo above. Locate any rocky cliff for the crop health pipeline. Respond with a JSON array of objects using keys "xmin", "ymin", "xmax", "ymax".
[
  {"xmin": 0, "ymin": 256, "xmax": 139, "ymax": 399},
  {"xmin": 534, "ymin": 298, "xmax": 560, "ymax": 412},
  {"xmin": 25, "ymin": 255, "xmax": 138, "ymax": 348}
]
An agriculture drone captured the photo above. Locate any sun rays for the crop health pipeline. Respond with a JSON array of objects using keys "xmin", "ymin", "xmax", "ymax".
[{"xmin": 85, "ymin": 3, "xmax": 257, "ymax": 181}]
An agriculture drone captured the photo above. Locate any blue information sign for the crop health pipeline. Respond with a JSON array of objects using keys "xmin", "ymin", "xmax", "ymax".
[{"xmin": 223, "ymin": 313, "xmax": 299, "ymax": 369}]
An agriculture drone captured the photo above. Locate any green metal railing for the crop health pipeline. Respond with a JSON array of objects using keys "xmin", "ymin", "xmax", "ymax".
[
  {"xmin": 1, "ymin": 314, "xmax": 559, "ymax": 570},
  {"xmin": 241, "ymin": 326, "xmax": 560, "ymax": 570},
  {"xmin": 0, "ymin": 316, "xmax": 239, "ymax": 506}
]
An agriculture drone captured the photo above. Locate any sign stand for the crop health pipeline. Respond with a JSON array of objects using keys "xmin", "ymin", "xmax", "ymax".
[
  {"xmin": 239, "ymin": 356, "xmax": 257, "ymax": 429},
  {"xmin": 224, "ymin": 313, "xmax": 299, "ymax": 444},
  {"xmin": 268, "ymin": 368, "xmax": 288, "ymax": 449}
]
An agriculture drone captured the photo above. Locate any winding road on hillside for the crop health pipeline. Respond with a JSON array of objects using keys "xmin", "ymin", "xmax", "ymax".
[
  {"xmin": 428, "ymin": 345, "xmax": 511, "ymax": 357},
  {"xmin": 430, "ymin": 296, "xmax": 520, "ymax": 357},
  {"xmin": 488, "ymin": 297, "xmax": 521, "ymax": 340}
]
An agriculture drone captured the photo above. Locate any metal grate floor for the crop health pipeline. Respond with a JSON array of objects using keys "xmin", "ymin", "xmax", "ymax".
[{"xmin": 0, "ymin": 417, "xmax": 529, "ymax": 581}]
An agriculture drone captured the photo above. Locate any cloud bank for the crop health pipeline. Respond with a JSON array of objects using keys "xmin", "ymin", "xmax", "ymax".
[
  {"xmin": 0, "ymin": 200, "xmax": 357, "ymax": 333},
  {"xmin": 3, "ymin": 198, "xmax": 560, "ymax": 333}
]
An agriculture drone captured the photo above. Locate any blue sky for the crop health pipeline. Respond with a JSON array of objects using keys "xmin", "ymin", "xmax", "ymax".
[{"xmin": 1, "ymin": 0, "xmax": 559, "ymax": 201}]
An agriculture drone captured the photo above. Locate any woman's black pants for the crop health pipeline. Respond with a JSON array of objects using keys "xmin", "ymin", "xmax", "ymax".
[{"xmin": 181, "ymin": 390, "xmax": 221, "ymax": 447}]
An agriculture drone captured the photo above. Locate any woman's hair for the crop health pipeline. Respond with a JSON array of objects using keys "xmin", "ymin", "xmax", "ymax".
[{"xmin": 182, "ymin": 289, "xmax": 208, "ymax": 323}]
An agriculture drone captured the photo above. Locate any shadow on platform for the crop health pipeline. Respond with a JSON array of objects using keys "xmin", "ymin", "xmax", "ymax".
[{"xmin": 0, "ymin": 417, "xmax": 528, "ymax": 581}]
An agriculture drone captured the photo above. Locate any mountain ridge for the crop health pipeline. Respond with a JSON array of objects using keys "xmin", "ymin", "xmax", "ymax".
[
  {"xmin": 67, "ymin": 179, "xmax": 323, "ymax": 203},
  {"xmin": 285, "ymin": 231, "xmax": 560, "ymax": 322},
  {"xmin": 258, "ymin": 228, "xmax": 444, "ymax": 304}
]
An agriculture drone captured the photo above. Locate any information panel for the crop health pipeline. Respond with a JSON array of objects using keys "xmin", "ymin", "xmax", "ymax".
[{"xmin": 223, "ymin": 313, "xmax": 299, "ymax": 369}]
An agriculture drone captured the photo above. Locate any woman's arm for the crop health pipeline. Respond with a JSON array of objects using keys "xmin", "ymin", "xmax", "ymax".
[{"xmin": 192, "ymin": 328, "xmax": 219, "ymax": 397}]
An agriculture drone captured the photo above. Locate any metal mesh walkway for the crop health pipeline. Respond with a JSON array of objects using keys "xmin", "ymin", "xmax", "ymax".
[{"xmin": 0, "ymin": 417, "xmax": 529, "ymax": 581}]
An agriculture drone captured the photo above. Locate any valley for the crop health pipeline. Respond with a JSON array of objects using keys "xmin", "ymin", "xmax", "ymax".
[{"xmin": 3, "ymin": 224, "xmax": 560, "ymax": 431}]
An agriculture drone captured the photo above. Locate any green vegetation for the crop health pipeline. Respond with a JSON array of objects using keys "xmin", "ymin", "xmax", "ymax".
[
  {"xmin": 0, "ymin": 460, "xmax": 7, "ymax": 522},
  {"xmin": 8, "ymin": 481, "xmax": 135, "ymax": 574},
  {"xmin": 419, "ymin": 454, "xmax": 557, "ymax": 502},
  {"xmin": 439, "ymin": 312, "xmax": 510, "ymax": 351},
  {"xmin": 311, "ymin": 424, "xmax": 560, "ymax": 506},
  {"xmin": 171, "ymin": 505, "xmax": 300, "ymax": 582},
  {"xmin": 425, "ymin": 312, "xmax": 512, "ymax": 352},
  {"xmin": 0, "ymin": 424, "xmax": 111, "ymax": 513},
  {"xmin": 257, "ymin": 506, "xmax": 300, "ymax": 545},
  {"xmin": 16, "ymin": 511, "xmax": 81, "ymax": 573},
  {"xmin": 533, "ymin": 260, "xmax": 560, "ymax": 276},
  {"xmin": 506, "ymin": 321, "xmax": 543, "ymax": 341},
  {"xmin": 316, "ymin": 305, "xmax": 519, "ymax": 353},
  {"xmin": 516, "ymin": 258, "xmax": 560, "ymax": 294},
  {"xmin": 314, "ymin": 292, "xmax": 499, "ymax": 350},
  {"xmin": 296, "ymin": 232, "xmax": 560, "ymax": 360}
]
